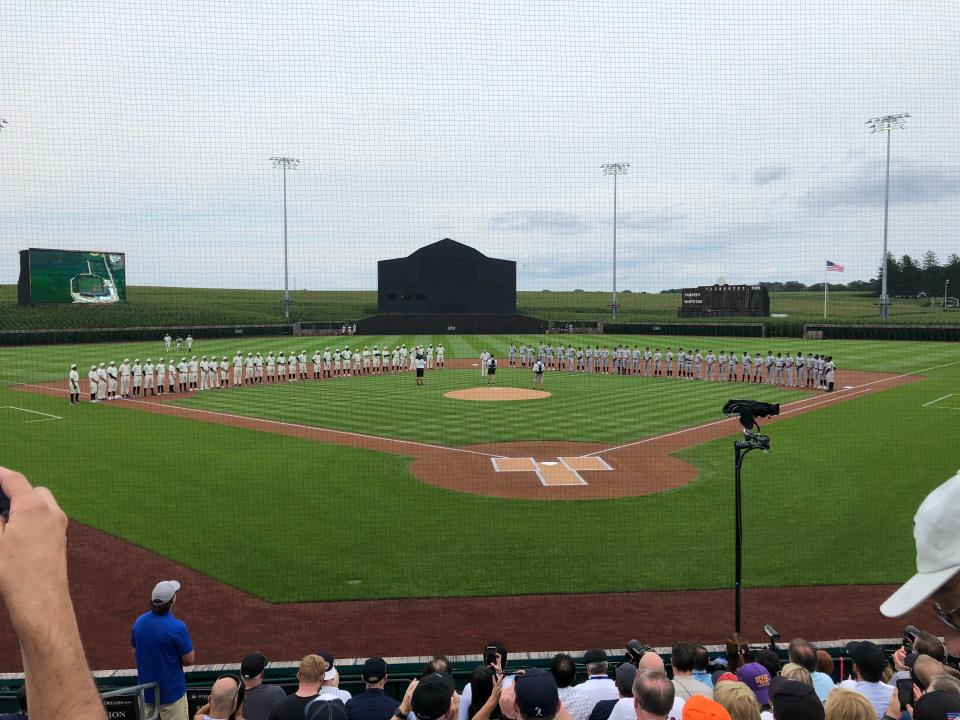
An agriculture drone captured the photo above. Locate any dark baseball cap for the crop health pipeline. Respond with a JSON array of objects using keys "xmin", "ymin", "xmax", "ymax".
[
  {"xmin": 318, "ymin": 651, "xmax": 337, "ymax": 680},
  {"xmin": 241, "ymin": 652, "xmax": 268, "ymax": 679},
  {"xmin": 769, "ymin": 677, "xmax": 824, "ymax": 720},
  {"xmin": 914, "ymin": 690, "xmax": 960, "ymax": 720},
  {"xmin": 306, "ymin": 698, "xmax": 349, "ymax": 720},
  {"xmin": 412, "ymin": 672, "xmax": 456, "ymax": 720},
  {"xmin": 615, "ymin": 663, "xmax": 637, "ymax": 696},
  {"xmin": 363, "ymin": 657, "xmax": 387, "ymax": 683},
  {"xmin": 582, "ymin": 649, "xmax": 608, "ymax": 664},
  {"xmin": 515, "ymin": 667, "xmax": 559, "ymax": 719},
  {"xmin": 845, "ymin": 641, "xmax": 887, "ymax": 676}
]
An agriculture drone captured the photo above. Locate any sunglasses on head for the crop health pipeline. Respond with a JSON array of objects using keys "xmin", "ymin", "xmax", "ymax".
[
  {"xmin": 217, "ymin": 674, "xmax": 244, "ymax": 705},
  {"xmin": 933, "ymin": 599, "xmax": 960, "ymax": 631}
]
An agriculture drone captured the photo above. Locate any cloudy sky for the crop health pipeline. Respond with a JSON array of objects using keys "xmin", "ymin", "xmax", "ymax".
[{"xmin": 2, "ymin": 0, "xmax": 958, "ymax": 291}]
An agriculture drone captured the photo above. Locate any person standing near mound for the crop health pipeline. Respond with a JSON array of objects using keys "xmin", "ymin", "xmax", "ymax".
[
  {"xmin": 486, "ymin": 354, "xmax": 497, "ymax": 385},
  {"xmin": 415, "ymin": 349, "xmax": 426, "ymax": 386},
  {"xmin": 532, "ymin": 357, "xmax": 545, "ymax": 389}
]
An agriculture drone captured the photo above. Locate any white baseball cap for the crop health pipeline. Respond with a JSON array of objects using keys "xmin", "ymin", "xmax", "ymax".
[
  {"xmin": 881, "ymin": 470, "xmax": 960, "ymax": 617},
  {"xmin": 151, "ymin": 579, "xmax": 181, "ymax": 605}
]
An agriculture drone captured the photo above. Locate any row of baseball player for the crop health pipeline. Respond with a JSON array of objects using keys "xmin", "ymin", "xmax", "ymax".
[
  {"xmin": 503, "ymin": 343, "xmax": 838, "ymax": 389},
  {"xmin": 66, "ymin": 345, "xmax": 445, "ymax": 403}
]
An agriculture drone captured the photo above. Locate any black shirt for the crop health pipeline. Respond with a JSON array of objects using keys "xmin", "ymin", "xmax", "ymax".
[
  {"xmin": 588, "ymin": 700, "xmax": 619, "ymax": 720},
  {"xmin": 269, "ymin": 693, "xmax": 319, "ymax": 720}
]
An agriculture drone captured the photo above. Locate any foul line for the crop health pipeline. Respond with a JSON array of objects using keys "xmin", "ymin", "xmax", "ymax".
[
  {"xmin": 5, "ymin": 406, "xmax": 63, "ymax": 423},
  {"xmin": 17, "ymin": 383, "xmax": 505, "ymax": 459},
  {"xmin": 923, "ymin": 394, "xmax": 954, "ymax": 408},
  {"xmin": 588, "ymin": 359, "xmax": 960, "ymax": 458}
]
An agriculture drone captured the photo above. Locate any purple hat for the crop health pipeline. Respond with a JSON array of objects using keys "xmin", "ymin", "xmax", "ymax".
[{"xmin": 737, "ymin": 662, "xmax": 772, "ymax": 706}]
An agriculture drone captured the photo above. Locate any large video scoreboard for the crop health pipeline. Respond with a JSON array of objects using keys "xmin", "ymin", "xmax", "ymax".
[
  {"xmin": 18, "ymin": 248, "xmax": 127, "ymax": 305},
  {"xmin": 679, "ymin": 284, "xmax": 769, "ymax": 318}
]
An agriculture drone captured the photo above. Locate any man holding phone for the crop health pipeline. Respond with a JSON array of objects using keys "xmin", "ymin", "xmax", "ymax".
[{"xmin": 838, "ymin": 642, "xmax": 894, "ymax": 718}]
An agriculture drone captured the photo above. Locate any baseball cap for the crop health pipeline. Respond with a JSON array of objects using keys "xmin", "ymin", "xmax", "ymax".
[
  {"xmin": 713, "ymin": 672, "xmax": 739, "ymax": 685},
  {"xmin": 151, "ymin": 580, "xmax": 180, "ymax": 604},
  {"xmin": 514, "ymin": 667, "xmax": 559, "ymax": 719},
  {"xmin": 241, "ymin": 652, "xmax": 268, "ymax": 679},
  {"xmin": 681, "ymin": 696, "xmax": 732, "ymax": 720},
  {"xmin": 881, "ymin": 470, "xmax": 960, "ymax": 617},
  {"xmin": 737, "ymin": 662, "xmax": 772, "ymax": 706},
  {"xmin": 362, "ymin": 657, "xmax": 387, "ymax": 683},
  {"xmin": 615, "ymin": 662, "xmax": 637, "ymax": 696},
  {"xmin": 768, "ymin": 677, "xmax": 824, "ymax": 720},
  {"xmin": 845, "ymin": 641, "xmax": 887, "ymax": 677},
  {"xmin": 412, "ymin": 672, "xmax": 456, "ymax": 720},
  {"xmin": 913, "ymin": 690, "xmax": 960, "ymax": 720},
  {"xmin": 318, "ymin": 651, "xmax": 337, "ymax": 681},
  {"xmin": 306, "ymin": 698, "xmax": 349, "ymax": 720},
  {"xmin": 582, "ymin": 649, "xmax": 608, "ymax": 665}
]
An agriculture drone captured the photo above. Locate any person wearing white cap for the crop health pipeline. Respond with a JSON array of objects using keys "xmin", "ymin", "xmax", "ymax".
[
  {"xmin": 133, "ymin": 358, "xmax": 143, "ymax": 397},
  {"xmin": 316, "ymin": 651, "xmax": 353, "ymax": 702},
  {"xmin": 68, "ymin": 364, "xmax": 80, "ymax": 404},
  {"xmin": 233, "ymin": 351, "xmax": 243, "ymax": 387},
  {"xmin": 143, "ymin": 358, "xmax": 155, "ymax": 396},
  {"xmin": 881, "ymin": 470, "xmax": 960, "ymax": 645},
  {"xmin": 107, "ymin": 361, "xmax": 118, "ymax": 400},
  {"xmin": 132, "ymin": 579, "xmax": 194, "ymax": 720},
  {"xmin": 120, "ymin": 359, "xmax": 131, "ymax": 398},
  {"xmin": 219, "ymin": 356, "xmax": 230, "ymax": 389},
  {"xmin": 97, "ymin": 363, "xmax": 108, "ymax": 401}
]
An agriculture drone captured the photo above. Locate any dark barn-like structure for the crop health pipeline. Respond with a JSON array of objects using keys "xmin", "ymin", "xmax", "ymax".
[
  {"xmin": 377, "ymin": 238, "xmax": 516, "ymax": 314},
  {"xmin": 357, "ymin": 238, "xmax": 544, "ymax": 334}
]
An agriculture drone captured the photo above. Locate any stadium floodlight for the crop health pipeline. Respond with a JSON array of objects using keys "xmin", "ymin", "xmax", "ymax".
[
  {"xmin": 602, "ymin": 163, "xmax": 629, "ymax": 320},
  {"xmin": 866, "ymin": 113, "xmax": 910, "ymax": 319},
  {"xmin": 270, "ymin": 157, "xmax": 300, "ymax": 319}
]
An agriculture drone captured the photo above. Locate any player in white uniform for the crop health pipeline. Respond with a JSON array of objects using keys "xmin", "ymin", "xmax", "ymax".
[
  {"xmin": 353, "ymin": 349, "xmax": 362, "ymax": 374},
  {"xmin": 106, "ymin": 361, "xmax": 118, "ymax": 400},
  {"xmin": 795, "ymin": 353, "xmax": 805, "ymax": 387},
  {"xmin": 717, "ymin": 352, "xmax": 727, "ymax": 381},
  {"xmin": 198, "ymin": 357, "xmax": 207, "ymax": 391},
  {"xmin": 245, "ymin": 353, "xmax": 255, "ymax": 384},
  {"xmin": 143, "ymin": 359, "xmax": 155, "ymax": 396},
  {"xmin": 179, "ymin": 358, "xmax": 190, "ymax": 393},
  {"xmin": 253, "ymin": 353, "xmax": 263, "ymax": 384},
  {"xmin": 425, "ymin": 344, "xmax": 434, "ymax": 370},
  {"xmin": 533, "ymin": 358, "xmax": 545, "ymax": 388},
  {"xmin": 436, "ymin": 344, "xmax": 445, "ymax": 369},
  {"xmin": 361, "ymin": 347, "xmax": 371, "ymax": 374},
  {"xmin": 341, "ymin": 348, "xmax": 351, "ymax": 376},
  {"xmin": 166, "ymin": 360, "xmax": 177, "ymax": 394},
  {"xmin": 752, "ymin": 353, "xmax": 763, "ymax": 383},
  {"xmin": 120, "ymin": 359, "xmax": 131, "ymax": 398},
  {"xmin": 784, "ymin": 354, "xmax": 795, "ymax": 387},
  {"xmin": 155, "ymin": 359, "xmax": 167, "ymax": 395},
  {"xmin": 88, "ymin": 365, "xmax": 99, "ymax": 402},
  {"xmin": 480, "ymin": 350, "xmax": 490, "ymax": 378},
  {"xmin": 313, "ymin": 350, "xmax": 323, "ymax": 379},
  {"xmin": 287, "ymin": 351, "xmax": 297, "ymax": 381},
  {"xmin": 263, "ymin": 351, "xmax": 273, "ymax": 382},
  {"xmin": 163, "ymin": 334, "xmax": 172, "ymax": 351},
  {"xmin": 132, "ymin": 359, "xmax": 142, "ymax": 397},
  {"xmin": 764, "ymin": 352, "xmax": 774, "ymax": 384},
  {"xmin": 232, "ymin": 352, "xmax": 243, "ymax": 386},
  {"xmin": 68, "ymin": 364, "xmax": 80, "ymax": 404},
  {"xmin": 185, "ymin": 334, "xmax": 193, "ymax": 351}
]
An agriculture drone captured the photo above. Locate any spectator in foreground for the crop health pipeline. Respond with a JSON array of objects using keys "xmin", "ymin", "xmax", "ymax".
[
  {"xmin": 132, "ymin": 579, "xmax": 195, "ymax": 720},
  {"xmin": 788, "ymin": 641, "xmax": 835, "ymax": 702},
  {"xmin": 567, "ymin": 649, "xmax": 618, "ymax": 720},
  {"xmin": 513, "ymin": 668, "xmax": 562, "ymax": 720},
  {"xmin": 589, "ymin": 662, "xmax": 636, "ymax": 720},
  {"xmin": 412, "ymin": 672, "xmax": 459, "ymax": 720},
  {"xmin": 318, "ymin": 652, "xmax": 353, "ymax": 702},
  {"xmin": 460, "ymin": 643, "xmax": 509, "ymax": 720},
  {"xmin": 780, "ymin": 666, "xmax": 813, "ymax": 688},
  {"xmin": 241, "ymin": 652, "xmax": 286, "ymax": 720},
  {"xmin": 0, "ymin": 685, "xmax": 27, "ymax": 720},
  {"xmin": 195, "ymin": 675, "xmax": 244, "ymax": 720},
  {"xmin": 713, "ymin": 681, "xmax": 761, "ymax": 720},
  {"xmin": 736, "ymin": 664, "xmax": 773, "ymax": 717},
  {"xmin": 880, "ymin": 471, "xmax": 960, "ymax": 643},
  {"xmin": 672, "ymin": 644, "xmax": 713, "ymax": 700},
  {"xmin": 628, "ymin": 669, "xmax": 677, "ymax": 720},
  {"xmin": 0, "ymin": 467, "xmax": 106, "ymax": 720},
  {"xmin": 626, "ymin": 653, "xmax": 684, "ymax": 720},
  {"xmin": 837, "ymin": 643, "xmax": 893, "ymax": 719},
  {"xmin": 768, "ymin": 678, "xmax": 823, "ymax": 720},
  {"xmin": 346, "ymin": 657, "xmax": 400, "ymax": 720},
  {"xmin": 822, "ymin": 689, "xmax": 873, "ymax": 720},
  {"xmin": 269, "ymin": 654, "xmax": 327, "ymax": 720},
  {"xmin": 680, "ymin": 696, "xmax": 731, "ymax": 720},
  {"xmin": 551, "ymin": 653, "xmax": 579, "ymax": 707},
  {"xmin": 693, "ymin": 647, "xmax": 715, "ymax": 690},
  {"xmin": 468, "ymin": 665, "xmax": 502, "ymax": 720},
  {"xmin": 909, "ymin": 690, "xmax": 960, "ymax": 720}
]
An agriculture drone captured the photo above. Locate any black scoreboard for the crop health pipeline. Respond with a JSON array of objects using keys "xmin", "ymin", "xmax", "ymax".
[{"xmin": 679, "ymin": 285, "xmax": 770, "ymax": 318}]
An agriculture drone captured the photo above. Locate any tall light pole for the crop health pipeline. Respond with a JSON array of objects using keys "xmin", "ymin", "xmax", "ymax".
[
  {"xmin": 866, "ymin": 113, "xmax": 909, "ymax": 319},
  {"xmin": 602, "ymin": 163, "xmax": 629, "ymax": 320},
  {"xmin": 270, "ymin": 157, "xmax": 300, "ymax": 319},
  {"xmin": 945, "ymin": 279, "xmax": 951, "ymax": 311}
]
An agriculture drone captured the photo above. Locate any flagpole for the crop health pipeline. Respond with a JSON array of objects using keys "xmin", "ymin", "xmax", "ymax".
[{"xmin": 824, "ymin": 262, "xmax": 827, "ymax": 319}]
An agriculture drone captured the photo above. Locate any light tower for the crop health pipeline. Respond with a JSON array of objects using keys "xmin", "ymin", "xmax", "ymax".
[
  {"xmin": 270, "ymin": 157, "xmax": 300, "ymax": 319},
  {"xmin": 602, "ymin": 163, "xmax": 629, "ymax": 320},
  {"xmin": 866, "ymin": 113, "xmax": 909, "ymax": 319}
]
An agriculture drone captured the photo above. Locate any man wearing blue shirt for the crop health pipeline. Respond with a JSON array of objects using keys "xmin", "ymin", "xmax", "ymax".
[
  {"xmin": 132, "ymin": 580, "xmax": 195, "ymax": 720},
  {"xmin": 346, "ymin": 658, "xmax": 399, "ymax": 720}
]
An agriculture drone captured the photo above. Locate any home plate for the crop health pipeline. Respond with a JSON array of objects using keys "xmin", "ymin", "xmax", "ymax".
[{"xmin": 490, "ymin": 455, "xmax": 612, "ymax": 487}]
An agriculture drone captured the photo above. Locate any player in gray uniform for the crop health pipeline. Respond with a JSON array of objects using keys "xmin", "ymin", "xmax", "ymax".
[
  {"xmin": 752, "ymin": 353, "xmax": 763, "ymax": 383},
  {"xmin": 705, "ymin": 351, "xmax": 715, "ymax": 381},
  {"xmin": 763, "ymin": 352, "xmax": 774, "ymax": 384},
  {"xmin": 632, "ymin": 347, "xmax": 640, "ymax": 375},
  {"xmin": 784, "ymin": 353, "xmax": 795, "ymax": 387},
  {"xmin": 665, "ymin": 348, "xmax": 674, "ymax": 377},
  {"xmin": 727, "ymin": 352, "xmax": 738, "ymax": 383},
  {"xmin": 653, "ymin": 349, "xmax": 662, "ymax": 376},
  {"xmin": 773, "ymin": 353, "xmax": 784, "ymax": 385},
  {"xmin": 739, "ymin": 352, "xmax": 748, "ymax": 383},
  {"xmin": 824, "ymin": 356, "xmax": 836, "ymax": 391},
  {"xmin": 794, "ymin": 352, "xmax": 805, "ymax": 387},
  {"xmin": 717, "ymin": 351, "xmax": 727, "ymax": 381}
]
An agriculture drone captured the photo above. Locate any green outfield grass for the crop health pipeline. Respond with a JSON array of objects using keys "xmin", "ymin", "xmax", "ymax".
[
  {"xmin": 0, "ymin": 334, "xmax": 957, "ymax": 602},
  {"xmin": 2, "ymin": 284, "xmax": 958, "ymax": 330}
]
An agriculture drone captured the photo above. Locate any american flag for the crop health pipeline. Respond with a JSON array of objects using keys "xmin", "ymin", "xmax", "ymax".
[{"xmin": 826, "ymin": 260, "xmax": 844, "ymax": 272}]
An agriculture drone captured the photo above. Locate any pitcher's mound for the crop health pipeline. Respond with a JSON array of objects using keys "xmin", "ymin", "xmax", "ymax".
[{"xmin": 445, "ymin": 387, "xmax": 551, "ymax": 401}]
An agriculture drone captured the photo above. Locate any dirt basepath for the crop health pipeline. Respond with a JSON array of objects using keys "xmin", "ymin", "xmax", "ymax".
[{"xmin": 6, "ymin": 366, "xmax": 926, "ymax": 670}]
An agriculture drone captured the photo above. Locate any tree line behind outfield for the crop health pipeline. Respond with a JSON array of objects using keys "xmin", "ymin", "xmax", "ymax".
[{"xmin": 661, "ymin": 251, "xmax": 960, "ymax": 299}]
